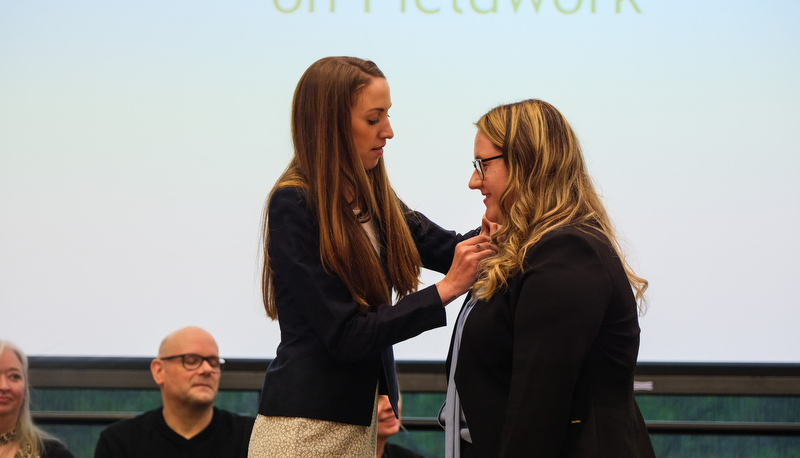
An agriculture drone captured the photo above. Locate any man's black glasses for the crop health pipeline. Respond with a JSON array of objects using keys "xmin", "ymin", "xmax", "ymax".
[{"xmin": 160, "ymin": 353, "xmax": 225, "ymax": 371}]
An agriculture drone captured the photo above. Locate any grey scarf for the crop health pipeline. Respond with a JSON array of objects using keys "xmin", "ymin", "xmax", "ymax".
[{"xmin": 439, "ymin": 296, "xmax": 476, "ymax": 458}]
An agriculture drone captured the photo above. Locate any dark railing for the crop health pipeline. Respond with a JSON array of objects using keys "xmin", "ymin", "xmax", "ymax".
[{"xmin": 28, "ymin": 358, "xmax": 800, "ymax": 436}]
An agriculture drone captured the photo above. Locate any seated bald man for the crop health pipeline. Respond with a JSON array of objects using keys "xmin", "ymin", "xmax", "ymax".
[{"xmin": 94, "ymin": 326, "xmax": 255, "ymax": 458}]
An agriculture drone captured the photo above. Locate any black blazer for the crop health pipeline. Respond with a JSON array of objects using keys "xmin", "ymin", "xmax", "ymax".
[
  {"xmin": 258, "ymin": 186, "xmax": 469, "ymax": 426},
  {"xmin": 448, "ymin": 227, "xmax": 655, "ymax": 457}
]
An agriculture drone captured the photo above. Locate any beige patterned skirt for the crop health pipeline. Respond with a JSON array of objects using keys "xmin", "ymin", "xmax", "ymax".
[{"xmin": 247, "ymin": 388, "xmax": 378, "ymax": 458}]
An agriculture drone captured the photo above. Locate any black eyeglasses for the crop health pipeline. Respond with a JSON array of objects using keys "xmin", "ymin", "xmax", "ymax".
[
  {"xmin": 160, "ymin": 354, "xmax": 225, "ymax": 371},
  {"xmin": 472, "ymin": 154, "xmax": 503, "ymax": 180}
]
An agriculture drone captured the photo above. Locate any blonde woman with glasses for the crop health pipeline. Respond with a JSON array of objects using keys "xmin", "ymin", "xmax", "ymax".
[{"xmin": 442, "ymin": 99, "xmax": 654, "ymax": 457}]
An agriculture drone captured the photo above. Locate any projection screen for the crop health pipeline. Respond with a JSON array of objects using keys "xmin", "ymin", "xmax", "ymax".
[{"xmin": 1, "ymin": 0, "xmax": 799, "ymax": 363}]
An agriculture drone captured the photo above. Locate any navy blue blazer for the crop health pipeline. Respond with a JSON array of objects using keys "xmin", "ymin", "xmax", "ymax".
[
  {"xmin": 447, "ymin": 227, "xmax": 654, "ymax": 457},
  {"xmin": 258, "ymin": 186, "xmax": 471, "ymax": 426}
]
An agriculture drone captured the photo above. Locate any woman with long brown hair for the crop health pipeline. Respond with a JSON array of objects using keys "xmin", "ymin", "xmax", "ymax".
[
  {"xmin": 442, "ymin": 99, "xmax": 654, "ymax": 457},
  {"xmin": 247, "ymin": 56, "xmax": 494, "ymax": 457}
]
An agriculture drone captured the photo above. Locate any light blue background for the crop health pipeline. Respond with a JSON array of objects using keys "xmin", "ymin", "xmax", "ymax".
[{"xmin": 1, "ymin": 0, "xmax": 798, "ymax": 362}]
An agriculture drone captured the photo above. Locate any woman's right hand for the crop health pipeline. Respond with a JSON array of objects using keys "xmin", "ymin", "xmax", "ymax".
[{"xmin": 435, "ymin": 235, "xmax": 497, "ymax": 306}]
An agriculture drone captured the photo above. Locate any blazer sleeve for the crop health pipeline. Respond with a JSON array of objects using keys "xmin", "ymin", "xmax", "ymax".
[
  {"xmin": 268, "ymin": 187, "xmax": 447, "ymax": 363},
  {"xmin": 498, "ymin": 233, "xmax": 612, "ymax": 457},
  {"xmin": 403, "ymin": 206, "xmax": 479, "ymax": 275}
]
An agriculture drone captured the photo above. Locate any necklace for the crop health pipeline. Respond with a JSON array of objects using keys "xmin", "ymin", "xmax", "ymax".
[
  {"xmin": 0, "ymin": 431, "xmax": 27, "ymax": 458},
  {"xmin": 0, "ymin": 444, "xmax": 24, "ymax": 458},
  {"xmin": 0, "ymin": 431, "xmax": 15, "ymax": 446}
]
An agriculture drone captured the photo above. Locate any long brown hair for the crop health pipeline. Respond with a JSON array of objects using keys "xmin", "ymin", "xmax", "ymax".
[
  {"xmin": 472, "ymin": 99, "xmax": 648, "ymax": 311},
  {"xmin": 261, "ymin": 57, "xmax": 421, "ymax": 320}
]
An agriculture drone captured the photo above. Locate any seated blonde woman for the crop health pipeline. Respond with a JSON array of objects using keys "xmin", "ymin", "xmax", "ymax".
[{"xmin": 0, "ymin": 340, "xmax": 74, "ymax": 458}]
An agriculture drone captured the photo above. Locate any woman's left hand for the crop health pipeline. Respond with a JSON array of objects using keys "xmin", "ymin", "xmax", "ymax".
[{"xmin": 480, "ymin": 216, "xmax": 500, "ymax": 238}]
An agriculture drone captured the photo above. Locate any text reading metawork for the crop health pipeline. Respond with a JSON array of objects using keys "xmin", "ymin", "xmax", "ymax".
[{"xmin": 273, "ymin": 0, "xmax": 642, "ymax": 14}]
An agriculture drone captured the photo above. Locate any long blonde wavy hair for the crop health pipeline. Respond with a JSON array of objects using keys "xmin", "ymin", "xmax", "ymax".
[
  {"xmin": 261, "ymin": 57, "xmax": 422, "ymax": 320},
  {"xmin": 472, "ymin": 99, "xmax": 648, "ymax": 312},
  {"xmin": 0, "ymin": 340, "xmax": 59, "ymax": 457}
]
